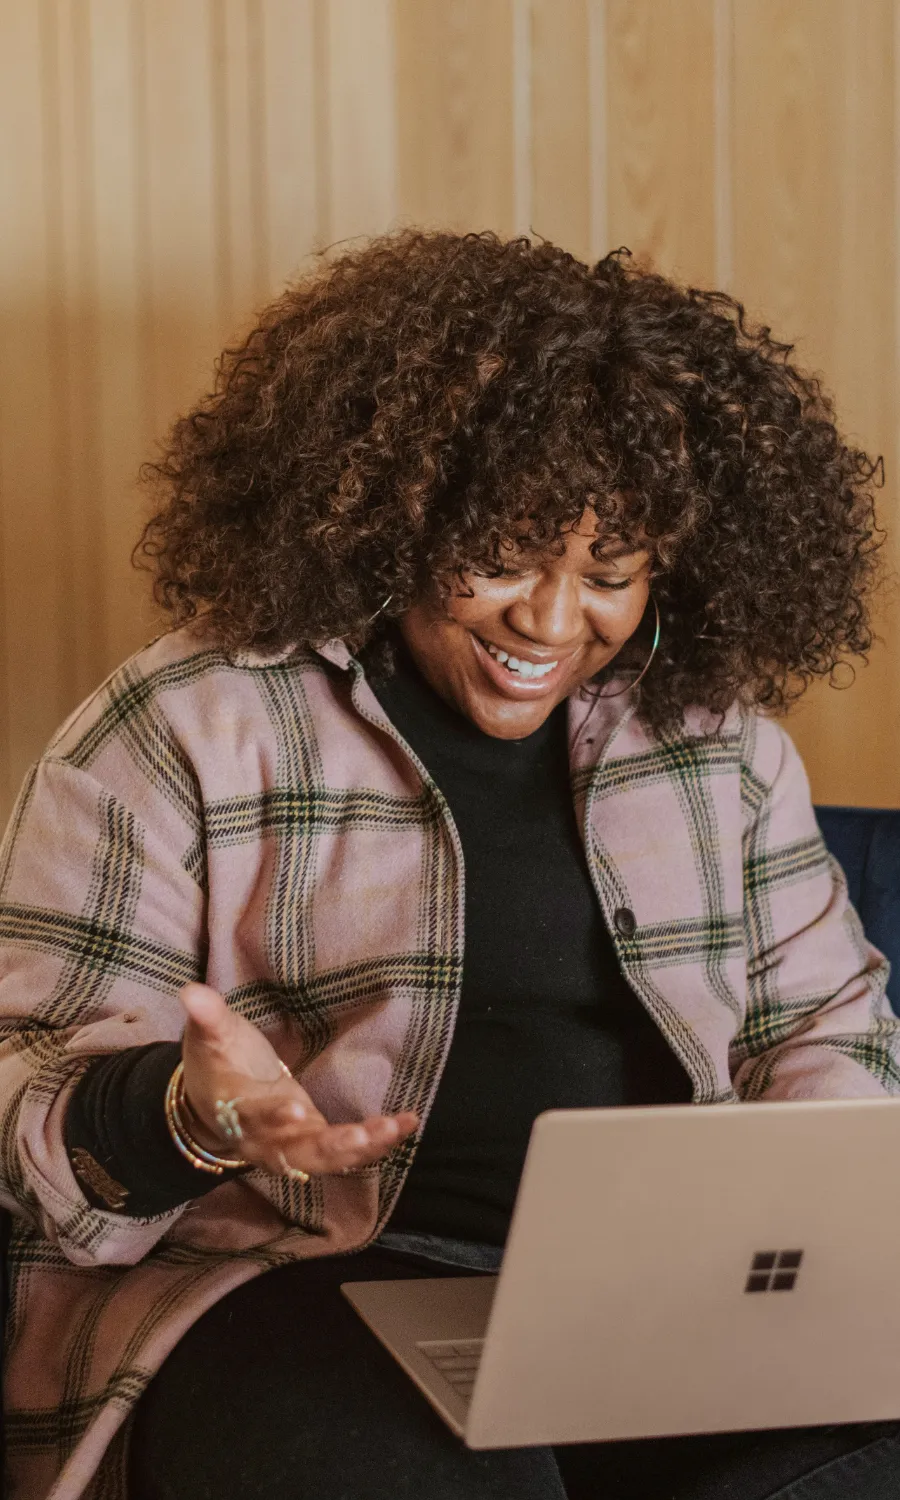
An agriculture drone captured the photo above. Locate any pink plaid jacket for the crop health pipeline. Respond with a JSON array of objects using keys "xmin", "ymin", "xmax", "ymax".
[{"xmin": 0, "ymin": 625, "xmax": 893, "ymax": 1498}]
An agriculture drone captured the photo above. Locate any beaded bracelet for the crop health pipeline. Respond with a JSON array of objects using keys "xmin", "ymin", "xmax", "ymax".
[{"xmin": 164, "ymin": 1061, "xmax": 250, "ymax": 1175}]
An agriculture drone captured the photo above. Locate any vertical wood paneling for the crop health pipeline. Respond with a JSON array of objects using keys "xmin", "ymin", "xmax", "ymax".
[
  {"xmin": 260, "ymin": 0, "xmax": 318, "ymax": 289},
  {"xmin": 87, "ymin": 0, "xmax": 156, "ymax": 668},
  {"xmin": 395, "ymin": 0, "xmax": 516, "ymax": 234},
  {"xmin": 212, "ymin": 0, "xmax": 269, "ymax": 332},
  {"xmin": 320, "ymin": 0, "xmax": 397, "ymax": 246},
  {"xmin": 0, "ymin": 0, "xmax": 897, "ymax": 814},
  {"xmin": 48, "ymin": 1, "xmax": 106, "ymax": 708},
  {"xmin": 605, "ymin": 0, "xmax": 717, "ymax": 286},
  {"xmin": 530, "ymin": 0, "xmax": 591, "ymax": 260},
  {"xmin": 0, "ymin": 2, "xmax": 67, "ymax": 807},
  {"xmin": 140, "ymin": 0, "xmax": 220, "ymax": 434},
  {"xmin": 732, "ymin": 0, "xmax": 899, "ymax": 807}
]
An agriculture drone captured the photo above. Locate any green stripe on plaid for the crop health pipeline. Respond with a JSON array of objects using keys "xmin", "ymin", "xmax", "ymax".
[
  {"xmin": 101, "ymin": 662, "xmax": 204, "ymax": 840},
  {"xmin": 44, "ymin": 793, "xmax": 145, "ymax": 1029},
  {"xmin": 740, "ymin": 714, "xmax": 785, "ymax": 1033},
  {"xmin": 229, "ymin": 953, "xmax": 461, "ymax": 1020},
  {"xmin": 740, "ymin": 760, "xmax": 768, "ymax": 824},
  {"xmin": 744, "ymin": 834, "xmax": 828, "ymax": 897},
  {"xmin": 0, "ymin": 906, "xmax": 200, "ymax": 995},
  {"xmin": 0, "ymin": 762, "xmax": 39, "ymax": 902},
  {"xmin": 621, "ymin": 913, "xmax": 744, "ymax": 967},
  {"xmin": 225, "ymin": 955, "xmax": 463, "ymax": 1086},
  {"xmin": 370, "ymin": 749, "xmax": 464, "ymax": 1222},
  {"xmin": 206, "ymin": 785, "xmax": 436, "ymax": 845},
  {"xmin": 736, "ymin": 1048, "xmax": 781, "ymax": 1100},
  {"xmin": 738, "ymin": 1032, "xmax": 900, "ymax": 1100},
  {"xmin": 5, "ymin": 1370, "xmax": 151, "ymax": 1454},
  {"xmin": 59, "ymin": 651, "xmax": 227, "ymax": 769},
  {"xmin": 655, "ymin": 724, "xmax": 743, "ymax": 1020},
  {"xmin": 583, "ymin": 818, "xmax": 722, "ymax": 1102},
  {"xmin": 572, "ymin": 732, "xmax": 741, "ymax": 802},
  {"xmin": 818, "ymin": 1034, "xmax": 900, "ymax": 1092},
  {"xmin": 730, "ymin": 989, "xmax": 838, "ymax": 1061}
]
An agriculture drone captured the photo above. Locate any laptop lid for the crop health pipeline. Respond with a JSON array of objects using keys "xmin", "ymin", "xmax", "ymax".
[{"xmin": 465, "ymin": 1098, "xmax": 900, "ymax": 1448}]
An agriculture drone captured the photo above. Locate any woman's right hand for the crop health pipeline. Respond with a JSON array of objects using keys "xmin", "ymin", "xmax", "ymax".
[{"xmin": 178, "ymin": 983, "xmax": 418, "ymax": 1177}]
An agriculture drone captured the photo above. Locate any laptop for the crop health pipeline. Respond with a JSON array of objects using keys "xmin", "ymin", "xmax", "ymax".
[{"xmin": 342, "ymin": 1098, "xmax": 900, "ymax": 1448}]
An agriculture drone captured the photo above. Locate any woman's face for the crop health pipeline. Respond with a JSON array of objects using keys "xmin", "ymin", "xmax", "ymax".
[{"xmin": 398, "ymin": 511, "xmax": 653, "ymax": 739}]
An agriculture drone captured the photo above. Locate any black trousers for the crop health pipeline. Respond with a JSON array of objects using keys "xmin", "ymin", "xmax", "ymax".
[{"xmin": 127, "ymin": 1248, "xmax": 900, "ymax": 1500}]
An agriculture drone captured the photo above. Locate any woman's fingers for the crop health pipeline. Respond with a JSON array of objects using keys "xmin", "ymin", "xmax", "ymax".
[{"xmin": 234, "ymin": 1100, "xmax": 419, "ymax": 1177}]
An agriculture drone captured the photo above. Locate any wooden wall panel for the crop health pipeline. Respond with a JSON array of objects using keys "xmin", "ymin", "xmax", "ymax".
[
  {"xmin": 0, "ymin": 1, "xmax": 77, "ymax": 805},
  {"xmin": 319, "ymin": 0, "xmax": 397, "ymax": 246},
  {"xmin": 87, "ymin": 0, "xmax": 154, "ymax": 673},
  {"xmin": 395, "ymin": 0, "xmax": 517, "ymax": 235},
  {"xmin": 530, "ymin": 0, "xmax": 591, "ymax": 261},
  {"xmin": 605, "ymin": 0, "xmax": 717, "ymax": 287},
  {"xmin": 260, "ymin": 0, "xmax": 318, "ymax": 290},
  {"xmin": 732, "ymin": 0, "xmax": 899, "ymax": 807},
  {"xmin": 0, "ymin": 0, "xmax": 897, "ymax": 815},
  {"xmin": 141, "ymin": 2, "xmax": 221, "ymax": 435}
]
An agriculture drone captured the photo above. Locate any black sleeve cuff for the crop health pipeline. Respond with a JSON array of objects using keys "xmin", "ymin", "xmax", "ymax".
[{"xmin": 64, "ymin": 1042, "xmax": 239, "ymax": 1217}]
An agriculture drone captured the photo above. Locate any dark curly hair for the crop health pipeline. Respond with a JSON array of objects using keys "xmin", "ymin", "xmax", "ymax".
[{"xmin": 137, "ymin": 229, "xmax": 885, "ymax": 736}]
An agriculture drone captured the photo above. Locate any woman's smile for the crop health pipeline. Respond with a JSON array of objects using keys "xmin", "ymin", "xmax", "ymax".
[{"xmin": 470, "ymin": 631, "xmax": 578, "ymax": 698}]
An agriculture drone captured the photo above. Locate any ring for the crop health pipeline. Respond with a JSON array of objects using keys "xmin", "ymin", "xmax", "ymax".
[
  {"xmin": 277, "ymin": 1151, "xmax": 310, "ymax": 1184},
  {"xmin": 214, "ymin": 1096, "xmax": 244, "ymax": 1143}
]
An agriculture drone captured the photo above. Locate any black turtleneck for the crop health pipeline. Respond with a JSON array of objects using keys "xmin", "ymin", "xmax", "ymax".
[{"xmin": 367, "ymin": 642, "xmax": 692, "ymax": 1245}]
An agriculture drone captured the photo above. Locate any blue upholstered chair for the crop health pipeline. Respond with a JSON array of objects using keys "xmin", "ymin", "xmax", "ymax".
[
  {"xmin": 815, "ymin": 806, "xmax": 900, "ymax": 1014},
  {"xmin": 0, "ymin": 806, "xmax": 895, "ymax": 1493}
]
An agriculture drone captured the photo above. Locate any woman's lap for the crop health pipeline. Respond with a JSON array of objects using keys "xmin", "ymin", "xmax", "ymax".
[
  {"xmin": 127, "ymin": 1249, "xmax": 564, "ymax": 1500},
  {"xmin": 127, "ymin": 1250, "xmax": 900, "ymax": 1500}
]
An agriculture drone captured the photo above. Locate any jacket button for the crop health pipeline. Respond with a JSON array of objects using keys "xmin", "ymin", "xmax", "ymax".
[{"xmin": 613, "ymin": 907, "xmax": 637, "ymax": 939}]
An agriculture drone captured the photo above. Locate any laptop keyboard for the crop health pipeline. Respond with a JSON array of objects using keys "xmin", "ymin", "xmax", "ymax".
[{"xmin": 415, "ymin": 1339, "xmax": 484, "ymax": 1403}]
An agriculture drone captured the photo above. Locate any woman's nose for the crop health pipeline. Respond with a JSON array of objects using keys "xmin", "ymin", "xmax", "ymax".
[{"xmin": 505, "ymin": 574, "xmax": 585, "ymax": 646}]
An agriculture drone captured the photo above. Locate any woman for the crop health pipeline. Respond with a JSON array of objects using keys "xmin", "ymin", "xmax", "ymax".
[{"xmin": 0, "ymin": 231, "xmax": 897, "ymax": 1500}]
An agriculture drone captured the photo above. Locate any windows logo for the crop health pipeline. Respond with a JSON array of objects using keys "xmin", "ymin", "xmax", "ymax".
[{"xmin": 744, "ymin": 1249, "xmax": 804, "ymax": 1293}]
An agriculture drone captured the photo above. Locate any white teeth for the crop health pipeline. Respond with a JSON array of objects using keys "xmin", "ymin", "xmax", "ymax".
[{"xmin": 482, "ymin": 640, "xmax": 559, "ymax": 678}]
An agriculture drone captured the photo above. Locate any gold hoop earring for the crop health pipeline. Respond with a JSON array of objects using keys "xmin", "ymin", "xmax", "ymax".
[
  {"xmin": 597, "ymin": 595, "xmax": 661, "ymax": 699},
  {"xmin": 365, "ymin": 593, "xmax": 394, "ymax": 626}
]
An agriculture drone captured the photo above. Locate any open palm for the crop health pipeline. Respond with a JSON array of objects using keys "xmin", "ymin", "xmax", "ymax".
[{"xmin": 179, "ymin": 983, "xmax": 418, "ymax": 1177}]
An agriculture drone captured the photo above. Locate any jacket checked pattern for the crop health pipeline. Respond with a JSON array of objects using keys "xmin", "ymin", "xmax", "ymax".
[{"xmin": 0, "ymin": 623, "xmax": 893, "ymax": 1499}]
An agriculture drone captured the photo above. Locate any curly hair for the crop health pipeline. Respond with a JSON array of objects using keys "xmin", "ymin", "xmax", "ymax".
[{"xmin": 137, "ymin": 229, "xmax": 885, "ymax": 736}]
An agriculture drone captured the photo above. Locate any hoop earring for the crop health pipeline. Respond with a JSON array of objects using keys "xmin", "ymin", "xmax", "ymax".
[
  {"xmin": 365, "ymin": 593, "xmax": 394, "ymax": 625},
  {"xmin": 597, "ymin": 595, "xmax": 660, "ymax": 699}
]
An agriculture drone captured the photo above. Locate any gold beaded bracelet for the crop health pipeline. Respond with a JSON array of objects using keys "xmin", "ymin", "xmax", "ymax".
[{"xmin": 164, "ymin": 1061, "xmax": 250, "ymax": 1175}]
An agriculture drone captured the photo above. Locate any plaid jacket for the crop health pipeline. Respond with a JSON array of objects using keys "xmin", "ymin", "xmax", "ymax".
[{"xmin": 0, "ymin": 625, "xmax": 893, "ymax": 1499}]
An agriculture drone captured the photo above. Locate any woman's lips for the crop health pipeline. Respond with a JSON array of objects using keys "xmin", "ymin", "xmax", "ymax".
[{"xmin": 469, "ymin": 632, "xmax": 576, "ymax": 699}]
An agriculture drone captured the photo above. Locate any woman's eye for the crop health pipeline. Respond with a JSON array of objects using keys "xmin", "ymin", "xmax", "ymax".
[{"xmin": 586, "ymin": 575, "xmax": 632, "ymax": 591}]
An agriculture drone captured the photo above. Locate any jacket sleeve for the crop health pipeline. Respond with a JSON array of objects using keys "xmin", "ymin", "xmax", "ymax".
[
  {"xmin": 0, "ymin": 754, "xmax": 207, "ymax": 1265},
  {"xmin": 731, "ymin": 716, "xmax": 897, "ymax": 1101}
]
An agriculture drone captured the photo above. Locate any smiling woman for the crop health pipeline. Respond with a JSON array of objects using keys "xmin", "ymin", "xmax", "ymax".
[{"xmin": 0, "ymin": 231, "xmax": 898, "ymax": 1500}]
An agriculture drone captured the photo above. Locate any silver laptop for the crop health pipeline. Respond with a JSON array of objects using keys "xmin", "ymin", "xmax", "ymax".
[{"xmin": 342, "ymin": 1098, "xmax": 900, "ymax": 1448}]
